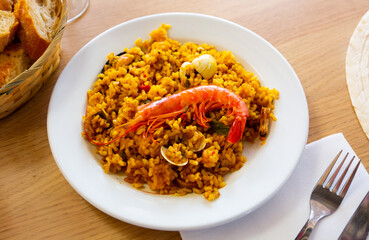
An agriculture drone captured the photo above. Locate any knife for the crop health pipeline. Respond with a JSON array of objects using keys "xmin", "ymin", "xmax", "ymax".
[{"xmin": 338, "ymin": 191, "xmax": 369, "ymax": 240}]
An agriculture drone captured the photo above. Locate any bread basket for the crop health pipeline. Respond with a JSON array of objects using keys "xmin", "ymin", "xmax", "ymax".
[{"xmin": 0, "ymin": 1, "xmax": 67, "ymax": 119}]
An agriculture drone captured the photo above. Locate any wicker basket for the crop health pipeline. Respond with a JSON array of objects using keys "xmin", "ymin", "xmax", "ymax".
[{"xmin": 0, "ymin": 2, "xmax": 67, "ymax": 119}]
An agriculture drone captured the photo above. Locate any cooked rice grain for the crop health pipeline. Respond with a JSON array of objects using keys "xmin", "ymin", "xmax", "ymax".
[{"xmin": 83, "ymin": 24, "xmax": 279, "ymax": 201}]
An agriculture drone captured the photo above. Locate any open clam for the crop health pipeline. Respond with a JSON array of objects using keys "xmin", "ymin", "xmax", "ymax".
[{"xmin": 161, "ymin": 131, "xmax": 206, "ymax": 166}]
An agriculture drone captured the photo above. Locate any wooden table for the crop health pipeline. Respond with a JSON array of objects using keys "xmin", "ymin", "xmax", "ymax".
[{"xmin": 1, "ymin": 0, "xmax": 369, "ymax": 239}]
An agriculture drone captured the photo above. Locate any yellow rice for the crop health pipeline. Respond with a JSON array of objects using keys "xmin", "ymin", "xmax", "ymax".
[{"xmin": 83, "ymin": 24, "xmax": 279, "ymax": 201}]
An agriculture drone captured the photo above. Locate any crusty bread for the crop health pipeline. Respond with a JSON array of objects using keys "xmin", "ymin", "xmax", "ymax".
[
  {"xmin": 0, "ymin": 10, "xmax": 18, "ymax": 52},
  {"xmin": 14, "ymin": 0, "xmax": 61, "ymax": 60},
  {"xmin": 0, "ymin": 43, "xmax": 33, "ymax": 88},
  {"xmin": 0, "ymin": 0, "xmax": 13, "ymax": 11}
]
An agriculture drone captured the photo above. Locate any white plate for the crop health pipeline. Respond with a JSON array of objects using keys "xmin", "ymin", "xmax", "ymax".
[{"xmin": 47, "ymin": 13, "xmax": 309, "ymax": 231}]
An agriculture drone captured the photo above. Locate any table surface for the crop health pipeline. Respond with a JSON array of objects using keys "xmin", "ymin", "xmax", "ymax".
[{"xmin": 1, "ymin": 0, "xmax": 369, "ymax": 239}]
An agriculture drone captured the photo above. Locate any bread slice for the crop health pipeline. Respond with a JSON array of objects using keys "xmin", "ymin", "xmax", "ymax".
[
  {"xmin": 0, "ymin": 0, "xmax": 13, "ymax": 11},
  {"xmin": 0, "ymin": 43, "xmax": 34, "ymax": 88},
  {"xmin": 14, "ymin": 0, "xmax": 61, "ymax": 60},
  {"xmin": 0, "ymin": 10, "xmax": 18, "ymax": 52}
]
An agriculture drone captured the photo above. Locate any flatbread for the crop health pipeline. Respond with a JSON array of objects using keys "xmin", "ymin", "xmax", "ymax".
[{"xmin": 346, "ymin": 10, "xmax": 369, "ymax": 139}]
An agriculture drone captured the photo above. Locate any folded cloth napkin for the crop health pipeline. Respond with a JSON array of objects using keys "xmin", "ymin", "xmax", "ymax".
[{"xmin": 180, "ymin": 133, "xmax": 369, "ymax": 240}]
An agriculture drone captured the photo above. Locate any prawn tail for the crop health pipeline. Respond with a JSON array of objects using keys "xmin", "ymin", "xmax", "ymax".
[{"xmin": 226, "ymin": 116, "xmax": 247, "ymax": 144}]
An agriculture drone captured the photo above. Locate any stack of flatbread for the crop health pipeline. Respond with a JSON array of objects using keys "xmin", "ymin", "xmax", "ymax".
[{"xmin": 346, "ymin": 10, "xmax": 369, "ymax": 139}]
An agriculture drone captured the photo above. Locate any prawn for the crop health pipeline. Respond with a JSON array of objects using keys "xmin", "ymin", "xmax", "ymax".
[{"xmin": 84, "ymin": 85, "xmax": 249, "ymax": 145}]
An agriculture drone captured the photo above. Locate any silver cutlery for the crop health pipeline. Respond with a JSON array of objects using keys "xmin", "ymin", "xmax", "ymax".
[
  {"xmin": 295, "ymin": 150, "xmax": 360, "ymax": 240},
  {"xmin": 338, "ymin": 191, "xmax": 369, "ymax": 240}
]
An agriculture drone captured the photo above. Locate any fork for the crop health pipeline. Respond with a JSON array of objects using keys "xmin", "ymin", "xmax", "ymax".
[{"xmin": 295, "ymin": 150, "xmax": 361, "ymax": 240}]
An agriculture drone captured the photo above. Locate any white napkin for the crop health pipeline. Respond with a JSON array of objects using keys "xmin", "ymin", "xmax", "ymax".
[{"xmin": 180, "ymin": 133, "xmax": 369, "ymax": 240}]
